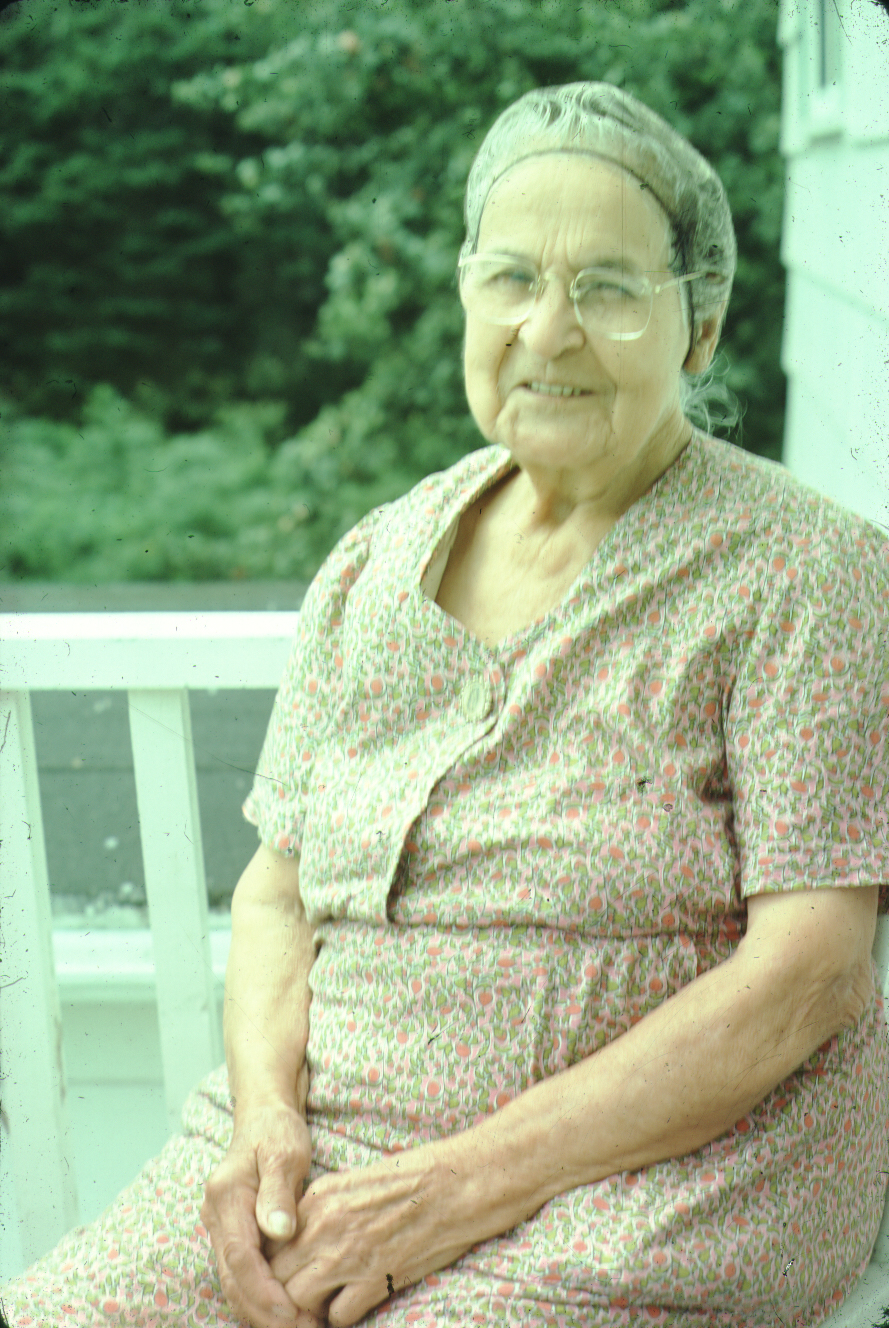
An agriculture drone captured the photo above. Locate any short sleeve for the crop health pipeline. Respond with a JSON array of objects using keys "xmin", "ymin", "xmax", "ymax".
[
  {"xmin": 725, "ymin": 497, "xmax": 889, "ymax": 915},
  {"xmin": 241, "ymin": 503, "xmax": 386, "ymax": 857}
]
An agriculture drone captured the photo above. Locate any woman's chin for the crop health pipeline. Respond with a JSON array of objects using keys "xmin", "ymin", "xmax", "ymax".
[{"xmin": 495, "ymin": 418, "xmax": 614, "ymax": 468}]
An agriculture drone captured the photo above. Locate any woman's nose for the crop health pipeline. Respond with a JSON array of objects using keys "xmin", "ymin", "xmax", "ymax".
[{"xmin": 518, "ymin": 278, "xmax": 586, "ymax": 356}]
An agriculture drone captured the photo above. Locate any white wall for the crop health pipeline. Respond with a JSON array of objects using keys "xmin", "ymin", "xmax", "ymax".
[{"xmin": 778, "ymin": 0, "xmax": 889, "ymax": 534}]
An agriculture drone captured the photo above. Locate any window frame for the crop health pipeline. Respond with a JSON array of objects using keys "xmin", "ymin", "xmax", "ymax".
[{"xmin": 801, "ymin": 0, "xmax": 845, "ymax": 139}]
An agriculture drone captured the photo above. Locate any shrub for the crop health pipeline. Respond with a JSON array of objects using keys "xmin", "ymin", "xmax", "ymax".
[{"xmin": 1, "ymin": 0, "xmax": 785, "ymax": 584}]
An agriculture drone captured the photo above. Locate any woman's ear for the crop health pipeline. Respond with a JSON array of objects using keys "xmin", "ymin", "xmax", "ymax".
[{"xmin": 683, "ymin": 306, "xmax": 726, "ymax": 374}]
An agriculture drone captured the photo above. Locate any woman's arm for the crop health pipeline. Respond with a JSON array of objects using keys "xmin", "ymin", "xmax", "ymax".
[
  {"xmin": 224, "ymin": 841, "xmax": 316, "ymax": 1118},
  {"xmin": 458, "ymin": 884, "xmax": 879, "ymax": 1226},
  {"xmin": 201, "ymin": 843, "xmax": 321, "ymax": 1328},
  {"xmin": 267, "ymin": 884, "xmax": 879, "ymax": 1327}
]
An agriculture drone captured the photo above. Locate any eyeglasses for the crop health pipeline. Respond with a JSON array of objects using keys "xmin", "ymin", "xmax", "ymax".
[{"xmin": 457, "ymin": 254, "xmax": 705, "ymax": 341}]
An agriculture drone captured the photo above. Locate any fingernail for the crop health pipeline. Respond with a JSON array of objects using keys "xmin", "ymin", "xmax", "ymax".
[{"xmin": 266, "ymin": 1210, "xmax": 294, "ymax": 1238}]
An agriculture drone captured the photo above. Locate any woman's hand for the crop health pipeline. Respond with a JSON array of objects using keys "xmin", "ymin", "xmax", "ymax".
[
  {"xmin": 267, "ymin": 1136, "xmax": 498, "ymax": 1327},
  {"xmin": 201, "ymin": 1097, "xmax": 323, "ymax": 1328}
]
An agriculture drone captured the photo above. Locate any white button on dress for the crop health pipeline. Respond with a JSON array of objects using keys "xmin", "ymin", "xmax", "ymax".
[{"xmin": 460, "ymin": 678, "xmax": 493, "ymax": 721}]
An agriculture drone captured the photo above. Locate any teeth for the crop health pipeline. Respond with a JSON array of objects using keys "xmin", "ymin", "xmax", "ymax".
[{"xmin": 527, "ymin": 382, "xmax": 588, "ymax": 397}]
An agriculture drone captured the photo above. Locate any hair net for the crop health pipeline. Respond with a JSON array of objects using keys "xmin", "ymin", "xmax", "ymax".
[{"xmin": 462, "ymin": 82, "xmax": 737, "ymax": 347}]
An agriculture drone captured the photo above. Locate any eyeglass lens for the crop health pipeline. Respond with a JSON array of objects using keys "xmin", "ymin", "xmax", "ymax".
[{"xmin": 461, "ymin": 259, "xmax": 653, "ymax": 335}]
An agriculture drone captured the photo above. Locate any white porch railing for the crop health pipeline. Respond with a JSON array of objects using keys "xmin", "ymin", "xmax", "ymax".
[
  {"xmin": 1, "ymin": 610, "xmax": 887, "ymax": 1325},
  {"xmin": 0, "ymin": 612, "xmax": 297, "ymax": 1269}
]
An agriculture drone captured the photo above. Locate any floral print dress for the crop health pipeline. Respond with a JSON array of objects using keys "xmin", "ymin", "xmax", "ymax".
[{"xmin": 4, "ymin": 431, "xmax": 889, "ymax": 1328}]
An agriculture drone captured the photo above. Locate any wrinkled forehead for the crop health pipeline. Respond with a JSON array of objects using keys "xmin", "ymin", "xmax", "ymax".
[{"xmin": 477, "ymin": 150, "xmax": 675, "ymax": 267}]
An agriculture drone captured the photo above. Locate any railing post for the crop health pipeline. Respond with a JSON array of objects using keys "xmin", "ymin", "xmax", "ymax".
[
  {"xmin": 0, "ymin": 690, "xmax": 80, "ymax": 1264},
  {"xmin": 127, "ymin": 689, "xmax": 222, "ymax": 1135}
]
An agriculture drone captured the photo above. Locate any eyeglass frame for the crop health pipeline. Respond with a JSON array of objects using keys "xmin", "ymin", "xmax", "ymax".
[{"xmin": 456, "ymin": 252, "xmax": 707, "ymax": 342}]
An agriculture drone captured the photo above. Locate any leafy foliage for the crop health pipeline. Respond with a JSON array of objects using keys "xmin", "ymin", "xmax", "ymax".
[
  {"xmin": 0, "ymin": 0, "xmax": 292, "ymax": 429},
  {"xmin": 1, "ymin": 0, "xmax": 786, "ymax": 585},
  {"xmin": 1, "ymin": 384, "xmax": 413, "ymax": 582}
]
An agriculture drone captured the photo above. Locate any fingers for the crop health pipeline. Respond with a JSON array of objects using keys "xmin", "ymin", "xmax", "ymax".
[
  {"xmin": 255, "ymin": 1142, "xmax": 305, "ymax": 1244},
  {"xmin": 270, "ymin": 1216, "xmax": 382, "ymax": 1325},
  {"xmin": 202, "ymin": 1182, "xmax": 300, "ymax": 1328},
  {"xmin": 270, "ymin": 1225, "xmax": 342, "ymax": 1322},
  {"xmin": 327, "ymin": 1280, "xmax": 389, "ymax": 1328},
  {"xmin": 201, "ymin": 1113, "xmax": 312, "ymax": 1328},
  {"xmin": 252, "ymin": 1109, "xmax": 313, "ymax": 1241}
]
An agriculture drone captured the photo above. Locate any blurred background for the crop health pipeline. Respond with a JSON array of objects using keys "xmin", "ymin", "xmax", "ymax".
[{"xmin": 0, "ymin": 0, "xmax": 786, "ymax": 592}]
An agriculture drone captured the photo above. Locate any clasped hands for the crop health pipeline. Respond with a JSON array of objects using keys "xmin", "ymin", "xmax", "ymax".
[{"xmin": 200, "ymin": 1098, "xmax": 502, "ymax": 1328}]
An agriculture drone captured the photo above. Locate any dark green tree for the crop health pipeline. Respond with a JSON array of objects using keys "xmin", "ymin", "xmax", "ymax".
[
  {"xmin": 1, "ymin": 0, "xmax": 785, "ymax": 585},
  {"xmin": 0, "ymin": 0, "xmax": 347, "ymax": 432}
]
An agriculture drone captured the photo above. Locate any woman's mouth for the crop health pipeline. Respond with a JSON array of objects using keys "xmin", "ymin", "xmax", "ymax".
[{"xmin": 522, "ymin": 382, "xmax": 592, "ymax": 398}]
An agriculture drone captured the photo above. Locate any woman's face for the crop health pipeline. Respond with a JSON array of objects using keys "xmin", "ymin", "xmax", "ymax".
[{"xmin": 462, "ymin": 153, "xmax": 698, "ymax": 484}]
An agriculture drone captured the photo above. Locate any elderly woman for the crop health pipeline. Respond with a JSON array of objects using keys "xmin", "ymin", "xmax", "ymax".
[{"xmin": 4, "ymin": 82, "xmax": 888, "ymax": 1328}]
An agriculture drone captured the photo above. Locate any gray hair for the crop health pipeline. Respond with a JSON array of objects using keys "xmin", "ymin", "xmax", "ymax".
[{"xmin": 461, "ymin": 82, "xmax": 742, "ymax": 435}]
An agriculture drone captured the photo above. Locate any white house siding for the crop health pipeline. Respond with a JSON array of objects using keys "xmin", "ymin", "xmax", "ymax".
[{"xmin": 777, "ymin": 0, "xmax": 889, "ymax": 535}]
